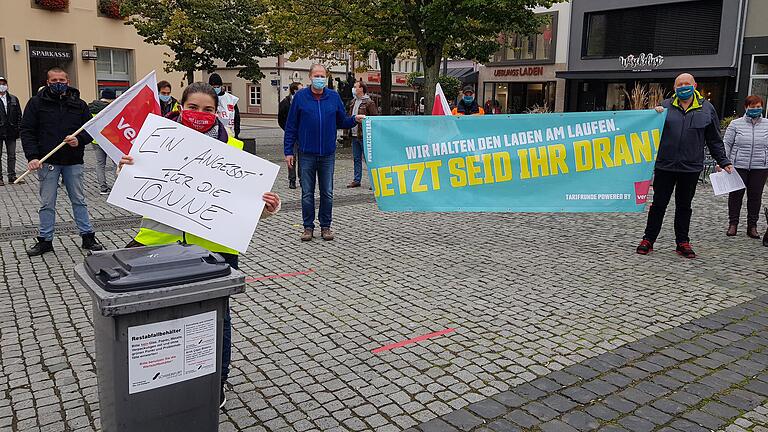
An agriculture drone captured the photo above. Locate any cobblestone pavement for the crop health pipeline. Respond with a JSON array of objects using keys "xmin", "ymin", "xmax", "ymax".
[
  {"xmin": 720, "ymin": 402, "xmax": 768, "ymax": 432},
  {"xmin": 0, "ymin": 133, "xmax": 767, "ymax": 432}
]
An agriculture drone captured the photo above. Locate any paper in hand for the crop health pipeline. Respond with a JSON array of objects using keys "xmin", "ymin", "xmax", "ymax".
[{"xmin": 709, "ymin": 170, "xmax": 745, "ymax": 196}]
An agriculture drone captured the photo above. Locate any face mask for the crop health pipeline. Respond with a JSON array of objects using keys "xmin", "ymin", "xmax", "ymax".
[
  {"xmin": 675, "ymin": 85, "xmax": 694, "ymax": 100},
  {"xmin": 311, "ymin": 77, "xmax": 327, "ymax": 90},
  {"xmin": 213, "ymin": 87, "xmax": 222, "ymax": 95},
  {"xmin": 463, "ymin": 96, "xmax": 474, "ymax": 104},
  {"xmin": 181, "ymin": 109, "xmax": 217, "ymax": 133},
  {"xmin": 0, "ymin": 85, "xmax": 7, "ymax": 93},
  {"xmin": 159, "ymin": 94, "xmax": 171, "ymax": 103},
  {"xmin": 49, "ymin": 82, "xmax": 68, "ymax": 95},
  {"xmin": 746, "ymin": 107, "xmax": 763, "ymax": 118}
]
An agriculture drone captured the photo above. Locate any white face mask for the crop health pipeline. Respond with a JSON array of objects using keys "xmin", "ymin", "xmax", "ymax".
[{"xmin": 0, "ymin": 85, "xmax": 7, "ymax": 93}]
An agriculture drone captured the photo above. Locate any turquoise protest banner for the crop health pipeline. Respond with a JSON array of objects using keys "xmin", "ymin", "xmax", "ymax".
[{"xmin": 363, "ymin": 110, "xmax": 667, "ymax": 212}]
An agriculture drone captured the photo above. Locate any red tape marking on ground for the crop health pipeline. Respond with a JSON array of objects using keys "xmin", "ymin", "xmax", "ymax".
[
  {"xmin": 245, "ymin": 269, "xmax": 315, "ymax": 283},
  {"xmin": 372, "ymin": 328, "xmax": 456, "ymax": 354}
]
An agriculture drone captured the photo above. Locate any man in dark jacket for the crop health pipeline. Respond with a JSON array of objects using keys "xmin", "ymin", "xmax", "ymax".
[
  {"xmin": 636, "ymin": 73, "xmax": 733, "ymax": 259},
  {"xmin": 20, "ymin": 67, "xmax": 104, "ymax": 256},
  {"xmin": 88, "ymin": 88, "xmax": 115, "ymax": 194},
  {"xmin": 0, "ymin": 76, "xmax": 23, "ymax": 185},
  {"xmin": 284, "ymin": 64, "xmax": 364, "ymax": 241},
  {"xmin": 278, "ymin": 82, "xmax": 303, "ymax": 189}
]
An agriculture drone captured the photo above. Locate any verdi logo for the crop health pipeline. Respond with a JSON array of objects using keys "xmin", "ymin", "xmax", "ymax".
[
  {"xmin": 619, "ymin": 53, "xmax": 665, "ymax": 71},
  {"xmin": 634, "ymin": 179, "xmax": 652, "ymax": 204},
  {"xmin": 101, "ymin": 86, "xmax": 159, "ymax": 154}
]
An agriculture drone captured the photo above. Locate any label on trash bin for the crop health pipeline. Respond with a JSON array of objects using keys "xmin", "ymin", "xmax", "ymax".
[{"xmin": 127, "ymin": 311, "xmax": 217, "ymax": 394}]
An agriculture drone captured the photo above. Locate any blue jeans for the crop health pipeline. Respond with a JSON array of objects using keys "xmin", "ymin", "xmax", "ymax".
[
  {"xmin": 38, "ymin": 163, "xmax": 94, "ymax": 240},
  {"xmin": 352, "ymin": 137, "xmax": 364, "ymax": 183},
  {"xmin": 299, "ymin": 153, "xmax": 335, "ymax": 229},
  {"xmin": 220, "ymin": 253, "xmax": 238, "ymax": 385}
]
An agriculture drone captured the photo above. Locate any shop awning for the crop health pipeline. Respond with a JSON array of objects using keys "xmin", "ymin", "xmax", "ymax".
[
  {"xmin": 412, "ymin": 67, "xmax": 479, "ymax": 86},
  {"xmin": 556, "ymin": 67, "xmax": 737, "ymax": 80}
]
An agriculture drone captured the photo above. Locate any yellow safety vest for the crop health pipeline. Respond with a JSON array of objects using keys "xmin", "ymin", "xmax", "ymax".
[{"xmin": 133, "ymin": 135, "xmax": 245, "ymax": 255}]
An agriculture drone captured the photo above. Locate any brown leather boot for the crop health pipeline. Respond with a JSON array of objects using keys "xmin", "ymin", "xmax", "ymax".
[
  {"xmin": 301, "ymin": 228, "xmax": 313, "ymax": 241},
  {"xmin": 747, "ymin": 225, "xmax": 761, "ymax": 239},
  {"xmin": 726, "ymin": 224, "xmax": 737, "ymax": 236},
  {"xmin": 321, "ymin": 227, "xmax": 334, "ymax": 241}
]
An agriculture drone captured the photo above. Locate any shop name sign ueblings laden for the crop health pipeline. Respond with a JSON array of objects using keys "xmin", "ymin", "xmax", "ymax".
[
  {"xmin": 493, "ymin": 66, "xmax": 545, "ymax": 77},
  {"xmin": 619, "ymin": 53, "xmax": 664, "ymax": 72}
]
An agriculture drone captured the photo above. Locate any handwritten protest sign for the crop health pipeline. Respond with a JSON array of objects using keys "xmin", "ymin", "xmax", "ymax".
[{"xmin": 108, "ymin": 114, "xmax": 279, "ymax": 253}]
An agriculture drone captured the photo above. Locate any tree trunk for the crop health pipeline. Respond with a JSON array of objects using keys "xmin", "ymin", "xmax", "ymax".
[
  {"xmin": 422, "ymin": 45, "xmax": 443, "ymax": 115},
  {"xmin": 377, "ymin": 50, "xmax": 393, "ymax": 115},
  {"xmin": 186, "ymin": 70, "xmax": 194, "ymax": 85}
]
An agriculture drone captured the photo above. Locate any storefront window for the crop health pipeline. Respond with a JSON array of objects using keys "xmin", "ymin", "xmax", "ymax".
[
  {"xmin": 482, "ymin": 82, "xmax": 556, "ymax": 113},
  {"xmin": 494, "ymin": 13, "xmax": 555, "ymax": 64},
  {"xmin": 751, "ymin": 56, "xmax": 768, "ymax": 108},
  {"xmin": 96, "ymin": 48, "xmax": 132, "ymax": 81}
]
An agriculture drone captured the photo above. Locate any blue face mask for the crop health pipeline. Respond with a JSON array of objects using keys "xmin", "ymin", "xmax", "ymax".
[
  {"xmin": 159, "ymin": 94, "xmax": 171, "ymax": 103},
  {"xmin": 675, "ymin": 85, "xmax": 694, "ymax": 100},
  {"xmin": 463, "ymin": 96, "xmax": 474, "ymax": 104},
  {"xmin": 746, "ymin": 107, "xmax": 763, "ymax": 118},
  {"xmin": 213, "ymin": 87, "xmax": 222, "ymax": 95},
  {"xmin": 49, "ymin": 82, "xmax": 68, "ymax": 95},
  {"xmin": 311, "ymin": 77, "xmax": 327, "ymax": 90}
]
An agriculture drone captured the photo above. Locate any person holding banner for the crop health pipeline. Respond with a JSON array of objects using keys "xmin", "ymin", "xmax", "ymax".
[
  {"xmin": 118, "ymin": 82, "xmax": 281, "ymax": 409},
  {"xmin": 452, "ymin": 86, "xmax": 485, "ymax": 116},
  {"xmin": 20, "ymin": 67, "xmax": 104, "ymax": 256},
  {"xmin": 637, "ymin": 73, "xmax": 732, "ymax": 258},
  {"xmin": 284, "ymin": 64, "xmax": 365, "ymax": 242},
  {"xmin": 721, "ymin": 95, "xmax": 768, "ymax": 239},
  {"xmin": 347, "ymin": 81, "xmax": 378, "ymax": 188}
]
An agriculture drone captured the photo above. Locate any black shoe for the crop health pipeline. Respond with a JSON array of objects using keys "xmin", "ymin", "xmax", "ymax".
[
  {"xmin": 0, "ymin": 179, "xmax": 5, "ymax": 186},
  {"xmin": 636, "ymin": 239, "xmax": 653, "ymax": 255},
  {"xmin": 763, "ymin": 229, "xmax": 768, "ymax": 247},
  {"xmin": 27, "ymin": 237, "xmax": 53, "ymax": 256},
  {"xmin": 219, "ymin": 384, "xmax": 227, "ymax": 409},
  {"xmin": 289, "ymin": 180, "xmax": 297, "ymax": 189},
  {"xmin": 676, "ymin": 242, "xmax": 696, "ymax": 259},
  {"xmin": 81, "ymin": 233, "xmax": 104, "ymax": 251}
]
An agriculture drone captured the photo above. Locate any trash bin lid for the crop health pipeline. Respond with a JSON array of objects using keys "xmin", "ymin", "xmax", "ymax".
[{"xmin": 83, "ymin": 243, "xmax": 232, "ymax": 292}]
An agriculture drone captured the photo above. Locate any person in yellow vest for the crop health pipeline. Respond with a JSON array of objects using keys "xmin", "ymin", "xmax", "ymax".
[
  {"xmin": 118, "ymin": 82, "xmax": 280, "ymax": 410},
  {"xmin": 452, "ymin": 85, "xmax": 485, "ymax": 115}
]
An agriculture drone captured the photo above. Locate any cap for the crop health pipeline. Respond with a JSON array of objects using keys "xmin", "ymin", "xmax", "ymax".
[
  {"xmin": 208, "ymin": 73, "xmax": 223, "ymax": 86},
  {"xmin": 101, "ymin": 88, "xmax": 117, "ymax": 100},
  {"xmin": 0, "ymin": 76, "xmax": 7, "ymax": 83},
  {"xmin": 462, "ymin": 85, "xmax": 475, "ymax": 93}
]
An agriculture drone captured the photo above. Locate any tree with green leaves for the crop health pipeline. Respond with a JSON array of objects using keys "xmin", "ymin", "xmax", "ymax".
[
  {"xmin": 121, "ymin": 0, "xmax": 279, "ymax": 84},
  {"xmin": 263, "ymin": 0, "xmax": 413, "ymax": 114},
  {"xmin": 401, "ymin": 0, "xmax": 560, "ymax": 113}
]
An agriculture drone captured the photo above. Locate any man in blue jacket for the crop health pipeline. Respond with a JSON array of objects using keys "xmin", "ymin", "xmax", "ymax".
[
  {"xmin": 636, "ymin": 73, "xmax": 733, "ymax": 259},
  {"xmin": 284, "ymin": 64, "xmax": 364, "ymax": 241}
]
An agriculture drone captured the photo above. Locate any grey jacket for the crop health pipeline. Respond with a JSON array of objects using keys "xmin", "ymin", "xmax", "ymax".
[
  {"xmin": 723, "ymin": 115, "xmax": 768, "ymax": 170},
  {"xmin": 656, "ymin": 93, "xmax": 730, "ymax": 172}
]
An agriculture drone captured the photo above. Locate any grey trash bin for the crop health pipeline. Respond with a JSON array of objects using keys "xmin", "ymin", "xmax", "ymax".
[{"xmin": 74, "ymin": 243, "xmax": 245, "ymax": 432}]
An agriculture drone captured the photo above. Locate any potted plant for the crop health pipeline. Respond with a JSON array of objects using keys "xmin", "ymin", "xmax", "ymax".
[
  {"xmin": 36, "ymin": 0, "xmax": 68, "ymax": 11},
  {"xmin": 99, "ymin": 0, "xmax": 123, "ymax": 19}
]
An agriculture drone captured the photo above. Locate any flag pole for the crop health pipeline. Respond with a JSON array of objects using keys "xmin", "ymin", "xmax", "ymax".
[{"xmin": 14, "ymin": 124, "xmax": 88, "ymax": 184}]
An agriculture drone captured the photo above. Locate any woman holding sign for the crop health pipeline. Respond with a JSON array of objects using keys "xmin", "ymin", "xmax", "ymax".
[
  {"xmin": 722, "ymin": 95, "xmax": 768, "ymax": 239},
  {"xmin": 119, "ymin": 82, "xmax": 281, "ymax": 409}
]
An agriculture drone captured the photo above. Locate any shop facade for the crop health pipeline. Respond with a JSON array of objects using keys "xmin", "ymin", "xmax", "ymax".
[
  {"xmin": 558, "ymin": 0, "xmax": 746, "ymax": 118},
  {"xmin": 478, "ymin": 3, "xmax": 570, "ymax": 113},
  {"xmin": 1, "ymin": 1, "xmax": 182, "ymax": 106},
  {"xmin": 735, "ymin": 0, "xmax": 768, "ymax": 114}
]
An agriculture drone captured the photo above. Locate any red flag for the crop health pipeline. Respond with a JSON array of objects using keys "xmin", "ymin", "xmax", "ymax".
[{"xmin": 432, "ymin": 83, "xmax": 452, "ymax": 116}]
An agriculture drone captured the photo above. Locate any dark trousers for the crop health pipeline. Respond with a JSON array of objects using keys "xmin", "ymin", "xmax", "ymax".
[
  {"xmin": 288, "ymin": 145, "xmax": 299, "ymax": 183},
  {"xmin": 219, "ymin": 253, "xmax": 238, "ymax": 385},
  {"xmin": 299, "ymin": 153, "xmax": 335, "ymax": 229},
  {"xmin": 643, "ymin": 169, "xmax": 700, "ymax": 244},
  {"xmin": 0, "ymin": 136, "xmax": 17, "ymax": 180},
  {"xmin": 728, "ymin": 168, "xmax": 768, "ymax": 227}
]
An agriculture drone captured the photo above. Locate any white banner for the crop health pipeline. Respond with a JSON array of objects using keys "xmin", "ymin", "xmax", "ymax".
[
  {"xmin": 108, "ymin": 114, "xmax": 280, "ymax": 253},
  {"xmin": 84, "ymin": 71, "xmax": 161, "ymax": 164}
]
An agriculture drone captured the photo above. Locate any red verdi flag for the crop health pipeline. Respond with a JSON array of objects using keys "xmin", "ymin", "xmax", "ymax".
[{"xmin": 84, "ymin": 71, "xmax": 161, "ymax": 163}]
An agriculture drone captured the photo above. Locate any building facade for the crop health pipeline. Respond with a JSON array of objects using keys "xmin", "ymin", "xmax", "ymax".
[
  {"xmin": 478, "ymin": 3, "xmax": 570, "ymax": 113},
  {"xmin": 1, "ymin": 0, "xmax": 184, "ymax": 106},
  {"xmin": 356, "ymin": 52, "xmax": 421, "ymax": 115},
  {"xmin": 558, "ymin": 0, "xmax": 747, "ymax": 118}
]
